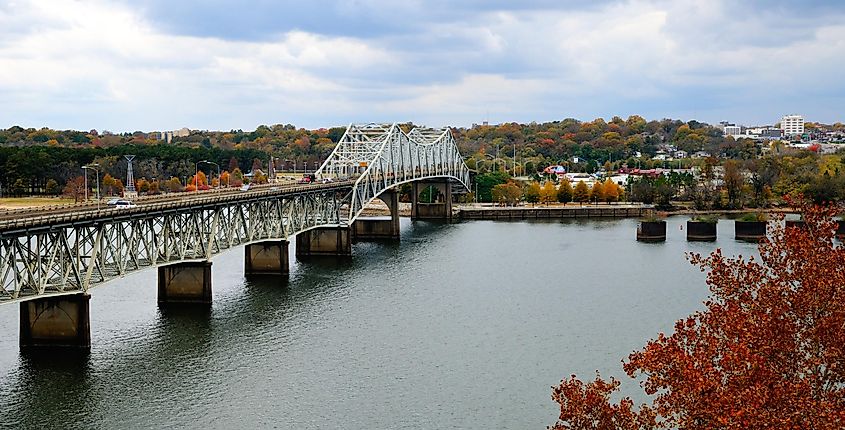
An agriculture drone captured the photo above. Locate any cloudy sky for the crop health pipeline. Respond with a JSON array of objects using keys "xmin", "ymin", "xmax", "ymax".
[{"xmin": 1, "ymin": 0, "xmax": 843, "ymax": 132}]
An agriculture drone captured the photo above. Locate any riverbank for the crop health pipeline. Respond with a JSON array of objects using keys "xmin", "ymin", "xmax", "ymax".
[
  {"xmin": 456, "ymin": 203, "xmax": 653, "ymax": 220},
  {"xmin": 657, "ymin": 207, "xmax": 799, "ymax": 217}
]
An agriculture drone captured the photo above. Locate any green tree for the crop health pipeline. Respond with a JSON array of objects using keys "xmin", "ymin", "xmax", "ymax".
[
  {"xmin": 45, "ymin": 178, "xmax": 60, "ymax": 195},
  {"xmin": 11, "ymin": 178, "xmax": 26, "ymax": 196},
  {"xmin": 475, "ymin": 172, "xmax": 510, "ymax": 202}
]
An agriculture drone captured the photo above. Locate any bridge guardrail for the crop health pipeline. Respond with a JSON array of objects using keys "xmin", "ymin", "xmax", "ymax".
[{"xmin": 0, "ymin": 181, "xmax": 354, "ymax": 234}]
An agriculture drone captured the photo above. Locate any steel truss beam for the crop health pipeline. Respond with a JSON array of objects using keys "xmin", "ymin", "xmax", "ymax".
[
  {"xmin": 0, "ymin": 189, "xmax": 342, "ymax": 303},
  {"xmin": 316, "ymin": 123, "xmax": 470, "ymax": 222}
]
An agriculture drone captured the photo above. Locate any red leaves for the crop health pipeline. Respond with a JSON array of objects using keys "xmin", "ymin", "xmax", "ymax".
[
  {"xmin": 549, "ymin": 373, "xmax": 656, "ymax": 430},
  {"xmin": 552, "ymin": 202, "xmax": 845, "ymax": 429}
]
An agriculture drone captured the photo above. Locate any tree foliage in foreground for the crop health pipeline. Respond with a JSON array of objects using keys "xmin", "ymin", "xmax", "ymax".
[{"xmin": 551, "ymin": 200, "xmax": 845, "ymax": 429}]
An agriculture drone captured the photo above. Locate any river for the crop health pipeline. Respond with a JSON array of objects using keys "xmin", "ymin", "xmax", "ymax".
[{"xmin": 0, "ymin": 217, "xmax": 757, "ymax": 429}]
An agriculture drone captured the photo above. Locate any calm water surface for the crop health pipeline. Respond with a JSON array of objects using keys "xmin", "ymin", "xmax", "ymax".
[{"xmin": 0, "ymin": 217, "xmax": 757, "ymax": 429}]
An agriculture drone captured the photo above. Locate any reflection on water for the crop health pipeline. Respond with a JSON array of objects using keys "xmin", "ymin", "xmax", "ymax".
[{"xmin": 0, "ymin": 217, "xmax": 757, "ymax": 429}]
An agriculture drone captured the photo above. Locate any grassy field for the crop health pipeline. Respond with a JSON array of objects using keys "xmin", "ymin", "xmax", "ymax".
[{"xmin": 0, "ymin": 197, "xmax": 76, "ymax": 209}]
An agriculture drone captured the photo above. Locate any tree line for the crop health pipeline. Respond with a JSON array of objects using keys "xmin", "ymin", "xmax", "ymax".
[{"xmin": 2, "ymin": 119, "xmax": 844, "ymax": 207}]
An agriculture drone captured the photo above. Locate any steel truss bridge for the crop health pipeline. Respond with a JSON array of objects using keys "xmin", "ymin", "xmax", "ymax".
[{"xmin": 0, "ymin": 123, "xmax": 470, "ymax": 305}]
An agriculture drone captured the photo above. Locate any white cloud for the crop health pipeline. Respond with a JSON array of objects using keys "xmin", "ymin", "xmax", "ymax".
[{"xmin": 0, "ymin": 0, "xmax": 843, "ymax": 130}]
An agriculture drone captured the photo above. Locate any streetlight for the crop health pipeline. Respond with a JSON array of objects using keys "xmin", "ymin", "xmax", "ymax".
[
  {"xmin": 82, "ymin": 164, "xmax": 100, "ymax": 209},
  {"xmin": 204, "ymin": 160, "xmax": 220, "ymax": 189}
]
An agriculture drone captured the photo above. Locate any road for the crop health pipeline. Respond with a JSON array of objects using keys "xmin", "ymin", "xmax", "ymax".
[{"xmin": 0, "ymin": 180, "xmax": 353, "ymax": 231}]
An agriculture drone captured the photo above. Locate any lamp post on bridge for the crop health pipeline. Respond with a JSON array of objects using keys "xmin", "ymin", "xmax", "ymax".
[
  {"xmin": 82, "ymin": 163, "xmax": 100, "ymax": 210},
  {"xmin": 205, "ymin": 161, "xmax": 220, "ymax": 189}
]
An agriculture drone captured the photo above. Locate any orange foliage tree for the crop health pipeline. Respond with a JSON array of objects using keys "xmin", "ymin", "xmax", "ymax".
[
  {"xmin": 550, "ymin": 201, "xmax": 845, "ymax": 429},
  {"xmin": 188, "ymin": 171, "xmax": 209, "ymax": 190},
  {"xmin": 62, "ymin": 176, "xmax": 86, "ymax": 203}
]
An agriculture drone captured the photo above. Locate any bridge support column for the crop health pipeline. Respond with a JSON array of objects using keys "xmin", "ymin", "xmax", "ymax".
[
  {"xmin": 20, "ymin": 294, "xmax": 91, "ymax": 348},
  {"xmin": 158, "ymin": 261, "xmax": 212, "ymax": 304},
  {"xmin": 412, "ymin": 180, "xmax": 453, "ymax": 220},
  {"xmin": 245, "ymin": 240, "xmax": 289, "ymax": 275},
  {"xmin": 296, "ymin": 227, "xmax": 352, "ymax": 257},
  {"xmin": 353, "ymin": 189, "xmax": 400, "ymax": 240}
]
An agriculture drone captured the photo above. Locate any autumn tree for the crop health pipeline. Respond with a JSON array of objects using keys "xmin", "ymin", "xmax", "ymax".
[
  {"xmin": 603, "ymin": 178, "xmax": 620, "ymax": 203},
  {"xmin": 136, "ymin": 178, "xmax": 149, "ymax": 194},
  {"xmin": 590, "ymin": 181, "xmax": 605, "ymax": 203},
  {"xmin": 112, "ymin": 178, "xmax": 124, "ymax": 196},
  {"xmin": 573, "ymin": 181, "xmax": 590, "ymax": 204},
  {"xmin": 189, "ymin": 170, "xmax": 209, "ymax": 190},
  {"xmin": 540, "ymin": 181, "xmax": 558, "ymax": 204},
  {"xmin": 102, "ymin": 174, "xmax": 117, "ymax": 196},
  {"xmin": 524, "ymin": 182, "xmax": 540, "ymax": 204},
  {"xmin": 551, "ymin": 201, "xmax": 845, "ymax": 429},
  {"xmin": 62, "ymin": 176, "xmax": 86, "ymax": 202},
  {"xmin": 220, "ymin": 170, "xmax": 231, "ymax": 187},
  {"xmin": 723, "ymin": 159, "xmax": 744, "ymax": 208},
  {"xmin": 252, "ymin": 170, "xmax": 268, "ymax": 184},
  {"xmin": 491, "ymin": 182, "xmax": 521, "ymax": 206},
  {"xmin": 558, "ymin": 179, "xmax": 573, "ymax": 204},
  {"xmin": 148, "ymin": 179, "xmax": 160, "ymax": 195},
  {"xmin": 165, "ymin": 177, "xmax": 183, "ymax": 193},
  {"xmin": 230, "ymin": 168, "xmax": 244, "ymax": 187}
]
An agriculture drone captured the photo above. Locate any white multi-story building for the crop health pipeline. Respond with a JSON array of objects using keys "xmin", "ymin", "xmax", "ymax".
[
  {"xmin": 718, "ymin": 121, "xmax": 742, "ymax": 138},
  {"xmin": 780, "ymin": 115, "xmax": 804, "ymax": 136}
]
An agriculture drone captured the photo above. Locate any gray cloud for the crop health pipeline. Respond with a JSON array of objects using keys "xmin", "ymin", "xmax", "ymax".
[{"xmin": 0, "ymin": 0, "xmax": 843, "ymax": 131}]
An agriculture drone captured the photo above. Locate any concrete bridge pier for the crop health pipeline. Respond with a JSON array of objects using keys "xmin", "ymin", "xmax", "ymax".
[
  {"xmin": 353, "ymin": 189, "xmax": 400, "ymax": 240},
  {"xmin": 245, "ymin": 240, "xmax": 290, "ymax": 275},
  {"xmin": 158, "ymin": 261, "xmax": 212, "ymax": 304},
  {"xmin": 20, "ymin": 294, "xmax": 91, "ymax": 348},
  {"xmin": 295, "ymin": 226, "xmax": 352, "ymax": 257},
  {"xmin": 411, "ymin": 180, "xmax": 453, "ymax": 220}
]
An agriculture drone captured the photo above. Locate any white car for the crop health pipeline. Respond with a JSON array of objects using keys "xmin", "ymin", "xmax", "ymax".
[{"xmin": 110, "ymin": 199, "xmax": 136, "ymax": 209}]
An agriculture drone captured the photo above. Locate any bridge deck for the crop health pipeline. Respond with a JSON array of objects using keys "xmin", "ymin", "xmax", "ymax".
[{"xmin": 0, "ymin": 181, "xmax": 354, "ymax": 236}]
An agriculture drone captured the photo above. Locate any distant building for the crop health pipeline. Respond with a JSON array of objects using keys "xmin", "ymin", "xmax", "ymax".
[
  {"xmin": 780, "ymin": 115, "xmax": 804, "ymax": 136},
  {"xmin": 718, "ymin": 121, "xmax": 742, "ymax": 138},
  {"xmin": 157, "ymin": 127, "xmax": 192, "ymax": 143},
  {"xmin": 745, "ymin": 127, "xmax": 784, "ymax": 140}
]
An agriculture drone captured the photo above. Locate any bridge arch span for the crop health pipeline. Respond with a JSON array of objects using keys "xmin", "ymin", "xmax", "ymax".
[{"xmin": 316, "ymin": 123, "xmax": 470, "ymax": 224}]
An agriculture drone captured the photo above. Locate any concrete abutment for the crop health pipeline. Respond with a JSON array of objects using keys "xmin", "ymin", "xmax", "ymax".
[
  {"xmin": 20, "ymin": 294, "xmax": 91, "ymax": 348},
  {"xmin": 411, "ymin": 180, "xmax": 453, "ymax": 220},
  {"xmin": 158, "ymin": 261, "xmax": 212, "ymax": 304},
  {"xmin": 245, "ymin": 241, "xmax": 290, "ymax": 275},
  {"xmin": 295, "ymin": 227, "xmax": 352, "ymax": 257},
  {"xmin": 353, "ymin": 189, "xmax": 400, "ymax": 240}
]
